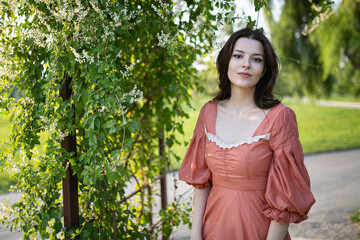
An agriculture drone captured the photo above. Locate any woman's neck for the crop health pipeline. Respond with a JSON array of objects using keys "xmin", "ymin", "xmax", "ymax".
[{"xmin": 224, "ymin": 86, "xmax": 257, "ymax": 111}]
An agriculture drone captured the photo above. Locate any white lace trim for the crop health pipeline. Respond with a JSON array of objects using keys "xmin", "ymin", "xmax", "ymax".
[{"xmin": 204, "ymin": 126, "xmax": 271, "ymax": 149}]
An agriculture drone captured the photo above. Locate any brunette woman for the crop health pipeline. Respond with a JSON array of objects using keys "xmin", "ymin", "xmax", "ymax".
[{"xmin": 179, "ymin": 28, "xmax": 315, "ymax": 240}]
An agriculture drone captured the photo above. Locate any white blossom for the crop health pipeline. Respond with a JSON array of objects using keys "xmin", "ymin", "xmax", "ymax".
[
  {"xmin": 157, "ymin": 30, "xmax": 178, "ymax": 48},
  {"xmin": 70, "ymin": 47, "xmax": 95, "ymax": 64},
  {"xmin": 56, "ymin": 230, "xmax": 64, "ymax": 239},
  {"xmin": 81, "ymin": 50, "xmax": 95, "ymax": 64},
  {"xmin": 102, "ymin": 25, "xmax": 115, "ymax": 42},
  {"xmin": 47, "ymin": 120, "xmax": 58, "ymax": 132},
  {"xmin": 123, "ymin": 85, "xmax": 143, "ymax": 104},
  {"xmin": 112, "ymin": 13, "xmax": 122, "ymax": 27},
  {"xmin": 89, "ymin": 0, "xmax": 101, "ymax": 14},
  {"xmin": 117, "ymin": 104, "xmax": 128, "ymax": 116},
  {"xmin": 39, "ymin": 115, "xmax": 49, "ymax": 124},
  {"xmin": 151, "ymin": 4, "xmax": 163, "ymax": 17},
  {"xmin": 120, "ymin": 61, "xmax": 135, "ymax": 78},
  {"xmin": 99, "ymin": 105, "xmax": 107, "ymax": 112},
  {"xmin": 0, "ymin": 202, "xmax": 13, "ymax": 220},
  {"xmin": 173, "ymin": 1, "xmax": 186, "ymax": 15},
  {"xmin": 19, "ymin": 97, "xmax": 35, "ymax": 107},
  {"xmin": 59, "ymin": 131, "xmax": 69, "ymax": 141},
  {"xmin": 115, "ymin": 50, "xmax": 123, "ymax": 59},
  {"xmin": 151, "ymin": 0, "xmax": 170, "ymax": 18},
  {"xmin": 28, "ymin": 28, "xmax": 48, "ymax": 48},
  {"xmin": 70, "ymin": 46, "xmax": 82, "ymax": 61},
  {"xmin": 0, "ymin": 95, "xmax": 6, "ymax": 103},
  {"xmin": 124, "ymin": 8, "xmax": 143, "ymax": 21}
]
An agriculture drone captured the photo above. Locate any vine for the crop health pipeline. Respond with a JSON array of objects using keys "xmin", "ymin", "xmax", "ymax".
[{"xmin": 0, "ymin": 0, "xmax": 242, "ymax": 239}]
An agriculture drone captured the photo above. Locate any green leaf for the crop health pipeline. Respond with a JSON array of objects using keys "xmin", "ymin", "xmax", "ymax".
[
  {"xmin": 110, "ymin": 149, "xmax": 121, "ymax": 159},
  {"xmin": 109, "ymin": 126, "xmax": 117, "ymax": 134},
  {"xmin": 53, "ymin": 220, "xmax": 62, "ymax": 232},
  {"xmin": 163, "ymin": 224, "xmax": 172, "ymax": 237},
  {"xmin": 104, "ymin": 119, "xmax": 116, "ymax": 128},
  {"xmin": 166, "ymin": 138, "xmax": 173, "ymax": 148},
  {"xmin": 95, "ymin": 166, "xmax": 101, "ymax": 179},
  {"xmin": 165, "ymin": 122, "xmax": 172, "ymax": 132},
  {"xmin": 125, "ymin": 137, "xmax": 134, "ymax": 147},
  {"xmin": 128, "ymin": 119, "xmax": 139, "ymax": 133},
  {"xmin": 107, "ymin": 171, "xmax": 115, "ymax": 183},
  {"xmin": 94, "ymin": 118, "xmax": 100, "ymax": 129},
  {"xmin": 90, "ymin": 134, "xmax": 97, "ymax": 147}
]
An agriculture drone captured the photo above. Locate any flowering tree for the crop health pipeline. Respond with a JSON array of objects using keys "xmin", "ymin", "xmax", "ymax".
[{"xmin": 0, "ymin": 0, "xmax": 262, "ymax": 239}]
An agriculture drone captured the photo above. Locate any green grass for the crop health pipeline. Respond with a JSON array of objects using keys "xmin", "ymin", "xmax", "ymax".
[
  {"xmin": 285, "ymin": 100, "xmax": 360, "ymax": 155},
  {"xmin": 319, "ymin": 92, "xmax": 360, "ymax": 102},
  {"xmin": 0, "ymin": 114, "xmax": 16, "ymax": 193},
  {"xmin": 0, "ymin": 115, "xmax": 11, "ymax": 141},
  {"xmin": 350, "ymin": 209, "xmax": 360, "ymax": 236},
  {"xmin": 1, "ymin": 100, "xmax": 360, "ymax": 191},
  {"xmin": 170, "ymin": 99, "xmax": 360, "ymax": 169}
]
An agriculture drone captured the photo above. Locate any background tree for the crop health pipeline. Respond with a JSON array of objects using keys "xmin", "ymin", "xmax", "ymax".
[
  {"xmin": 311, "ymin": 0, "xmax": 360, "ymax": 98},
  {"xmin": 264, "ymin": 0, "xmax": 334, "ymax": 98}
]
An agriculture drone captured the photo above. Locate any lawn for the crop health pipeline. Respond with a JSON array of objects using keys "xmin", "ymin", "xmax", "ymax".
[
  {"xmin": 0, "ymin": 114, "xmax": 17, "ymax": 193},
  {"xmin": 319, "ymin": 92, "xmax": 360, "ymax": 102},
  {"xmin": 0, "ymin": 115, "xmax": 11, "ymax": 142},
  {"xmin": 169, "ymin": 99, "xmax": 360, "ymax": 169},
  {"xmin": 284, "ymin": 100, "xmax": 360, "ymax": 155},
  {"xmin": 1, "ymin": 100, "xmax": 360, "ymax": 191}
]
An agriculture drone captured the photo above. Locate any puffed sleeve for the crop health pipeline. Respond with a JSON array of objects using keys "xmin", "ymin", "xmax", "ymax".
[
  {"xmin": 178, "ymin": 105, "xmax": 212, "ymax": 189},
  {"xmin": 262, "ymin": 107, "xmax": 315, "ymax": 224}
]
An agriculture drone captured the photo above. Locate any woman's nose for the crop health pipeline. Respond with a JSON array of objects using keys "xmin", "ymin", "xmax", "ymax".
[{"xmin": 242, "ymin": 58, "xmax": 251, "ymax": 68}]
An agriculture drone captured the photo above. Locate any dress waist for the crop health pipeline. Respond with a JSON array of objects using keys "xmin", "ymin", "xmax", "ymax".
[{"xmin": 212, "ymin": 175, "xmax": 267, "ymax": 191}]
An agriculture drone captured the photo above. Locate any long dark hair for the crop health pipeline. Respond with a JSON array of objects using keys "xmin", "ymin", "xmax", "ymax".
[{"xmin": 215, "ymin": 28, "xmax": 280, "ymax": 109}]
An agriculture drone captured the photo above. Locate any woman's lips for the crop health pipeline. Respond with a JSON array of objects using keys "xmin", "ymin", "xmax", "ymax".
[{"xmin": 237, "ymin": 72, "xmax": 252, "ymax": 77}]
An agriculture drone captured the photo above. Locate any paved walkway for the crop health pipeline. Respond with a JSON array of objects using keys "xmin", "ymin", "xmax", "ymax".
[
  {"xmin": 171, "ymin": 149, "xmax": 360, "ymax": 240},
  {"xmin": 297, "ymin": 98, "xmax": 360, "ymax": 109},
  {"xmin": 1, "ymin": 149, "xmax": 360, "ymax": 239}
]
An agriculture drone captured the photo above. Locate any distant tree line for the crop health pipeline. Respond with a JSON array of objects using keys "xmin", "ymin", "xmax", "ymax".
[
  {"xmin": 197, "ymin": 0, "xmax": 360, "ymax": 100},
  {"xmin": 265, "ymin": 0, "xmax": 360, "ymax": 99}
]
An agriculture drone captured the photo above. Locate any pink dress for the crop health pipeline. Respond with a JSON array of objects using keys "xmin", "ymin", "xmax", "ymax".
[{"xmin": 179, "ymin": 100, "xmax": 315, "ymax": 240}]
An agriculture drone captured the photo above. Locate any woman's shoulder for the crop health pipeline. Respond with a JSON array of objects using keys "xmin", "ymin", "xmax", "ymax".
[
  {"xmin": 269, "ymin": 103, "xmax": 298, "ymax": 130},
  {"xmin": 195, "ymin": 100, "xmax": 218, "ymax": 125},
  {"xmin": 270, "ymin": 103, "xmax": 296, "ymax": 117},
  {"xmin": 199, "ymin": 99, "xmax": 218, "ymax": 115}
]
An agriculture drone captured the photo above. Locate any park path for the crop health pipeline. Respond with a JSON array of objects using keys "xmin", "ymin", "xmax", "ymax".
[
  {"xmin": 314, "ymin": 99, "xmax": 360, "ymax": 108},
  {"xmin": 2, "ymin": 149, "xmax": 359, "ymax": 239},
  {"xmin": 294, "ymin": 98, "xmax": 360, "ymax": 109},
  {"xmin": 1, "ymin": 99, "xmax": 359, "ymax": 239},
  {"xmin": 171, "ymin": 148, "xmax": 360, "ymax": 240}
]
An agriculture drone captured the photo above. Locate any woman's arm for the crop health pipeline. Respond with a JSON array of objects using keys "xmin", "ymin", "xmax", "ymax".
[
  {"xmin": 266, "ymin": 220, "xmax": 289, "ymax": 240},
  {"xmin": 191, "ymin": 186, "xmax": 211, "ymax": 240}
]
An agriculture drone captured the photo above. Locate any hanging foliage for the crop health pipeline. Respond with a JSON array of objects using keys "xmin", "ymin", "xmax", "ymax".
[
  {"xmin": 264, "ymin": 0, "xmax": 334, "ymax": 98},
  {"xmin": 311, "ymin": 0, "xmax": 360, "ymax": 98},
  {"xmin": 0, "ymin": 0, "xmax": 244, "ymax": 239}
]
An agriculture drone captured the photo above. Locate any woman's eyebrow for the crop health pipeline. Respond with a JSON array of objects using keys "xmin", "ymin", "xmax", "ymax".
[{"xmin": 233, "ymin": 49, "xmax": 264, "ymax": 57}]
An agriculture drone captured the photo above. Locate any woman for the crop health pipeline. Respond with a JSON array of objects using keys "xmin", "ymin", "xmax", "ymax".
[{"xmin": 179, "ymin": 28, "xmax": 315, "ymax": 240}]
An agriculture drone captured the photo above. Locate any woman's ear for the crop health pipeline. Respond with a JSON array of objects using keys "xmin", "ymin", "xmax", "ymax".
[{"xmin": 261, "ymin": 68, "xmax": 266, "ymax": 78}]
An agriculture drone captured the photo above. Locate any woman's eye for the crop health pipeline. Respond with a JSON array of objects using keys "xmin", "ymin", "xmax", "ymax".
[
  {"xmin": 252, "ymin": 58, "xmax": 262, "ymax": 62},
  {"xmin": 233, "ymin": 54, "xmax": 242, "ymax": 59}
]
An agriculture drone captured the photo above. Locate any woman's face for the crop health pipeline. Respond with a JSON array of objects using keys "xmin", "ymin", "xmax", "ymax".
[{"xmin": 227, "ymin": 37, "xmax": 265, "ymax": 90}]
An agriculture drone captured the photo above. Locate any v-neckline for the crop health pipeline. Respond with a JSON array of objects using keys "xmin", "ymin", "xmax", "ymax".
[{"xmin": 212, "ymin": 99, "xmax": 274, "ymax": 145}]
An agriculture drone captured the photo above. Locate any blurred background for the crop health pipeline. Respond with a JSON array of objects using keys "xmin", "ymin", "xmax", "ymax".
[
  {"xmin": 171, "ymin": 0, "xmax": 360, "ymax": 168},
  {"xmin": 1, "ymin": 0, "xmax": 359, "ymax": 188},
  {"xmin": 0, "ymin": 0, "xmax": 359, "ymax": 239}
]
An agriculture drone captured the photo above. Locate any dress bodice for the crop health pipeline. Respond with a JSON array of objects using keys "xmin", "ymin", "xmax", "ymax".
[{"xmin": 178, "ymin": 100, "xmax": 315, "ymax": 239}]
